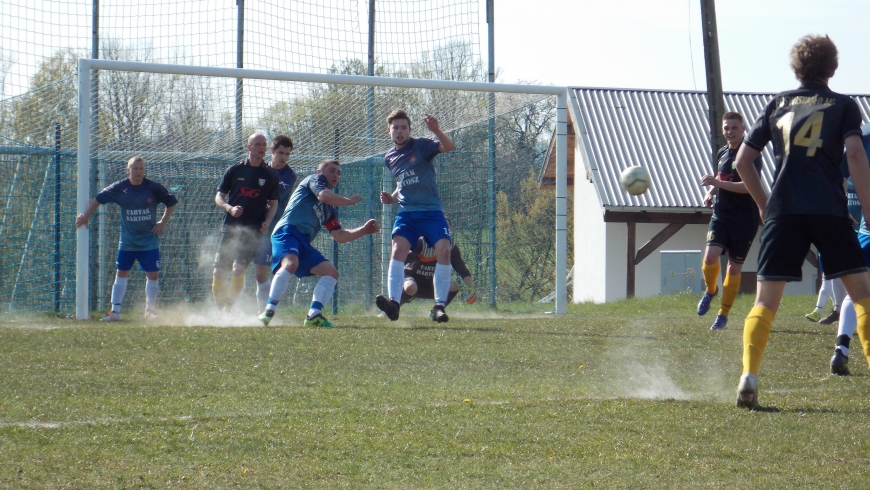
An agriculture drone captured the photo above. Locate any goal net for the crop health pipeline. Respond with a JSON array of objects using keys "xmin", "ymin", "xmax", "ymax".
[{"xmin": 1, "ymin": 59, "xmax": 570, "ymax": 318}]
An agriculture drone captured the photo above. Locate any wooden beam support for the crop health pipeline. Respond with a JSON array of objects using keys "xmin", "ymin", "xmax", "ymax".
[
  {"xmin": 635, "ymin": 223, "xmax": 685, "ymax": 265},
  {"xmin": 627, "ymin": 221, "xmax": 636, "ymax": 298},
  {"xmin": 604, "ymin": 210, "xmax": 710, "ymax": 224}
]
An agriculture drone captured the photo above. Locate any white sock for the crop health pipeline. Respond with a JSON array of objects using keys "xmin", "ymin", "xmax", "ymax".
[
  {"xmin": 388, "ymin": 259, "xmax": 405, "ymax": 301},
  {"xmin": 838, "ymin": 295, "xmax": 857, "ymax": 339},
  {"xmin": 266, "ymin": 269, "xmax": 292, "ymax": 310},
  {"xmin": 111, "ymin": 276, "xmax": 129, "ymax": 312},
  {"xmin": 257, "ymin": 279, "xmax": 271, "ymax": 314},
  {"xmin": 433, "ymin": 263, "xmax": 452, "ymax": 306},
  {"xmin": 816, "ymin": 278, "xmax": 833, "ymax": 309},
  {"xmin": 145, "ymin": 278, "xmax": 159, "ymax": 310},
  {"xmin": 832, "ymin": 278, "xmax": 846, "ymax": 309},
  {"xmin": 308, "ymin": 276, "xmax": 338, "ymax": 318}
]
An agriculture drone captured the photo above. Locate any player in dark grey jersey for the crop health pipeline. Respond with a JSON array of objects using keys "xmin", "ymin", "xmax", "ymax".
[
  {"xmin": 732, "ymin": 35, "xmax": 870, "ymax": 409},
  {"xmin": 698, "ymin": 112, "xmax": 762, "ymax": 331}
]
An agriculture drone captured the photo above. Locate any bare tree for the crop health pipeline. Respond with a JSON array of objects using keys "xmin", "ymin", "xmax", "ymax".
[{"xmin": 100, "ymin": 39, "xmax": 164, "ymax": 150}]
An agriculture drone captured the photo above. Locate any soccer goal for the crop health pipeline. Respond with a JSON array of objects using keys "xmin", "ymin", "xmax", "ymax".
[{"xmin": 75, "ymin": 59, "xmax": 569, "ymax": 319}]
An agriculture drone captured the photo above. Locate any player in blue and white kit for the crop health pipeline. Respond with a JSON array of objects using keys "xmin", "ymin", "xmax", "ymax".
[
  {"xmin": 828, "ymin": 124, "xmax": 870, "ymax": 375},
  {"xmin": 253, "ymin": 135, "xmax": 297, "ymax": 315},
  {"xmin": 258, "ymin": 160, "xmax": 379, "ymax": 327},
  {"xmin": 75, "ymin": 156, "xmax": 178, "ymax": 321},
  {"xmin": 376, "ymin": 110, "xmax": 455, "ymax": 323}
]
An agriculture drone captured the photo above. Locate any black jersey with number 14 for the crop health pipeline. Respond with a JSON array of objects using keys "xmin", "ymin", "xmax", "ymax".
[{"xmin": 743, "ymin": 81, "xmax": 863, "ymax": 219}]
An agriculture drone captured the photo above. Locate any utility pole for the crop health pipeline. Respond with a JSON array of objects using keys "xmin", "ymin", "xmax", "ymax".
[{"xmin": 700, "ymin": 0, "xmax": 725, "ymax": 174}]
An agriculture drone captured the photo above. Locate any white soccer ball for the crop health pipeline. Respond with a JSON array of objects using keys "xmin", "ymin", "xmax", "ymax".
[{"xmin": 619, "ymin": 166, "xmax": 651, "ymax": 195}]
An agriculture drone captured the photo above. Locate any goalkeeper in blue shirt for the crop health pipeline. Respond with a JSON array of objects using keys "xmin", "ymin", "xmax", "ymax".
[{"xmin": 75, "ymin": 156, "xmax": 178, "ymax": 320}]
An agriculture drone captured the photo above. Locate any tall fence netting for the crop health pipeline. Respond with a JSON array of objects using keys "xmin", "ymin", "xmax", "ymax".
[{"xmin": 0, "ymin": 70, "xmax": 567, "ymax": 315}]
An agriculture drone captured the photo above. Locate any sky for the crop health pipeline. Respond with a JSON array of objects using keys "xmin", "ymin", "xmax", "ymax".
[{"xmin": 487, "ymin": 0, "xmax": 870, "ymax": 95}]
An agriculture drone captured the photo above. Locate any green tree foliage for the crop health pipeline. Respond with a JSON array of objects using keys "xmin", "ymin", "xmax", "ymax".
[{"xmin": 7, "ymin": 49, "xmax": 78, "ymax": 148}]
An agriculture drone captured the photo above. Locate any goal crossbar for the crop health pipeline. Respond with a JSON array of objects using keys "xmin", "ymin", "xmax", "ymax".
[{"xmin": 76, "ymin": 59, "xmax": 570, "ymax": 318}]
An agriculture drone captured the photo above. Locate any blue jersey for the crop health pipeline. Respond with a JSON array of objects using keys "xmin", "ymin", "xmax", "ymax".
[
  {"xmin": 273, "ymin": 174, "xmax": 342, "ymax": 243},
  {"xmin": 384, "ymin": 137, "xmax": 443, "ymax": 212},
  {"xmin": 96, "ymin": 178, "xmax": 178, "ymax": 251},
  {"xmin": 266, "ymin": 164, "xmax": 297, "ymax": 234},
  {"xmin": 847, "ymin": 125, "xmax": 870, "ymax": 236}
]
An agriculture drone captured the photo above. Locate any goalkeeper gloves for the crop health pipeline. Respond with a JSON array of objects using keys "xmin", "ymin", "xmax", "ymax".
[{"xmin": 465, "ymin": 290, "xmax": 477, "ymax": 304}]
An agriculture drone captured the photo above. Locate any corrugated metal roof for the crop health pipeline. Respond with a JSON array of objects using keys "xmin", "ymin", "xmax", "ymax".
[{"xmin": 568, "ymin": 87, "xmax": 870, "ymax": 210}]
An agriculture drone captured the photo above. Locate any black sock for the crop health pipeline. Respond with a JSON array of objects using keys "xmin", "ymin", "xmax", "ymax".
[{"xmin": 836, "ymin": 334, "xmax": 851, "ymax": 350}]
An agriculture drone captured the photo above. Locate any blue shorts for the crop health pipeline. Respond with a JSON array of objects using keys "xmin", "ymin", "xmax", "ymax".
[
  {"xmin": 271, "ymin": 225, "xmax": 328, "ymax": 278},
  {"xmin": 392, "ymin": 210, "xmax": 451, "ymax": 248},
  {"xmin": 116, "ymin": 249, "xmax": 160, "ymax": 272},
  {"xmin": 253, "ymin": 234, "xmax": 273, "ymax": 266}
]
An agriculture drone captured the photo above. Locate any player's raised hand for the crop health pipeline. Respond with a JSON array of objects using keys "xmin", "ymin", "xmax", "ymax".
[
  {"xmin": 152, "ymin": 220, "xmax": 168, "ymax": 236},
  {"xmin": 379, "ymin": 191, "xmax": 394, "ymax": 204},
  {"xmin": 74, "ymin": 214, "xmax": 89, "ymax": 228},
  {"xmin": 422, "ymin": 113, "xmax": 440, "ymax": 132},
  {"xmin": 362, "ymin": 219, "xmax": 379, "ymax": 235}
]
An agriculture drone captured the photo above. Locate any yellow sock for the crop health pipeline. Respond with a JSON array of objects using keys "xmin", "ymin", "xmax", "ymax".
[
  {"xmin": 852, "ymin": 297, "xmax": 870, "ymax": 370},
  {"xmin": 227, "ymin": 273, "xmax": 246, "ymax": 305},
  {"xmin": 212, "ymin": 276, "xmax": 227, "ymax": 308},
  {"xmin": 702, "ymin": 260, "xmax": 720, "ymax": 294},
  {"xmin": 718, "ymin": 272, "xmax": 741, "ymax": 316},
  {"xmin": 742, "ymin": 306, "xmax": 775, "ymax": 375}
]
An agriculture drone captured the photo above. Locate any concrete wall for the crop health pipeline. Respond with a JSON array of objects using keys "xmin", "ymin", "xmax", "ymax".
[{"xmin": 572, "ymin": 176, "xmax": 608, "ymax": 303}]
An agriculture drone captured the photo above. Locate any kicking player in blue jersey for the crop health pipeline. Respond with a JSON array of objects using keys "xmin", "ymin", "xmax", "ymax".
[
  {"xmin": 75, "ymin": 156, "xmax": 178, "ymax": 321},
  {"xmin": 733, "ymin": 35, "xmax": 870, "ymax": 409},
  {"xmin": 258, "ymin": 159, "xmax": 379, "ymax": 327},
  {"xmin": 376, "ymin": 110, "xmax": 455, "ymax": 323},
  {"xmin": 253, "ymin": 135, "xmax": 298, "ymax": 315}
]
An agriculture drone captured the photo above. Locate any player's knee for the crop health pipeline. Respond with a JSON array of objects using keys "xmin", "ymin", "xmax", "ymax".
[
  {"xmin": 404, "ymin": 280, "xmax": 418, "ymax": 295},
  {"xmin": 280, "ymin": 256, "xmax": 298, "ymax": 274},
  {"xmin": 255, "ymin": 265, "xmax": 271, "ymax": 283}
]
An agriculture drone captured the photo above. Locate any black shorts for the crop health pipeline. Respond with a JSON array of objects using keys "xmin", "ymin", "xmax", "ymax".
[
  {"xmin": 405, "ymin": 272, "xmax": 435, "ymax": 299},
  {"xmin": 706, "ymin": 218, "xmax": 758, "ymax": 264},
  {"xmin": 214, "ymin": 225, "xmax": 262, "ymax": 270},
  {"xmin": 757, "ymin": 214, "xmax": 867, "ymax": 282}
]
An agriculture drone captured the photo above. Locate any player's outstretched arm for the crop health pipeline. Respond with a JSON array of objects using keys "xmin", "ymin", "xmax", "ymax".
[
  {"xmin": 734, "ymin": 145, "xmax": 766, "ymax": 221},
  {"xmin": 75, "ymin": 199, "xmax": 101, "ymax": 228},
  {"xmin": 152, "ymin": 204, "xmax": 176, "ymax": 235},
  {"xmin": 329, "ymin": 219, "xmax": 379, "ymax": 244},
  {"xmin": 845, "ymin": 134, "xmax": 870, "ymax": 219},
  {"xmin": 423, "ymin": 114, "xmax": 455, "ymax": 153},
  {"xmin": 318, "ymin": 190, "xmax": 362, "ymax": 207}
]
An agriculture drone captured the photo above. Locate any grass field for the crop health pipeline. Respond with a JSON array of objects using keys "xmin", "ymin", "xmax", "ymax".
[{"xmin": 2, "ymin": 293, "xmax": 870, "ymax": 488}]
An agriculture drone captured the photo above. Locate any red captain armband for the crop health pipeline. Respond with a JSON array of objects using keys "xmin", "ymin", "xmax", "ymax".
[{"xmin": 324, "ymin": 218, "xmax": 341, "ymax": 232}]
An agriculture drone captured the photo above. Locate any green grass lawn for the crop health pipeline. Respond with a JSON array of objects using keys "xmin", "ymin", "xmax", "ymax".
[{"xmin": 2, "ymin": 294, "xmax": 870, "ymax": 488}]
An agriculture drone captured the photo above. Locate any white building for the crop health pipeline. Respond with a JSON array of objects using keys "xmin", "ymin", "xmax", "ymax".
[{"xmin": 541, "ymin": 88, "xmax": 870, "ymax": 303}]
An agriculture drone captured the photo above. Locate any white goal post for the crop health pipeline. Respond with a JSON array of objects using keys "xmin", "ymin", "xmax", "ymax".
[{"xmin": 76, "ymin": 59, "xmax": 570, "ymax": 319}]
